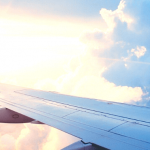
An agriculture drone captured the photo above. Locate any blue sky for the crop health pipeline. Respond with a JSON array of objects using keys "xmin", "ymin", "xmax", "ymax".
[{"xmin": 0, "ymin": 0, "xmax": 120, "ymax": 18}]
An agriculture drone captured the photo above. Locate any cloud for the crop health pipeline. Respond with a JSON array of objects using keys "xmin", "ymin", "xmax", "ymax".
[
  {"xmin": 34, "ymin": 78, "xmax": 58, "ymax": 91},
  {"xmin": 0, "ymin": 124, "xmax": 24, "ymax": 138},
  {"xmin": 79, "ymin": 29, "xmax": 113, "ymax": 52},
  {"xmin": 98, "ymin": 0, "xmax": 150, "ymax": 93},
  {"xmin": 79, "ymin": 0, "xmax": 136, "ymax": 59},
  {"xmin": 100, "ymin": 0, "xmax": 134, "ymax": 32},
  {"xmin": 15, "ymin": 124, "xmax": 51, "ymax": 150},
  {"xmin": 55, "ymin": 55, "xmax": 144, "ymax": 104},
  {"xmin": 131, "ymin": 46, "xmax": 147, "ymax": 58},
  {"xmin": 78, "ymin": 0, "xmax": 150, "ymax": 101},
  {"xmin": 0, "ymin": 119, "xmax": 79, "ymax": 150},
  {"xmin": 0, "ymin": 134, "xmax": 15, "ymax": 150},
  {"xmin": 0, "ymin": 124, "xmax": 25, "ymax": 150},
  {"xmin": 33, "ymin": 51, "xmax": 143, "ymax": 104},
  {"xmin": 71, "ymin": 75, "xmax": 143, "ymax": 103},
  {"xmin": 42, "ymin": 128, "xmax": 79, "ymax": 150}
]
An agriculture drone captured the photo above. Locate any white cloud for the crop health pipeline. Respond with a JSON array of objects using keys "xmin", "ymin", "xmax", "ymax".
[
  {"xmin": 124, "ymin": 63, "xmax": 127, "ymax": 67},
  {"xmin": 60, "ymin": 68, "xmax": 144, "ymax": 104},
  {"xmin": 0, "ymin": 134, "xmax": 15, "ymax": 150},
  {"xmin": 42, "ymin": 128, "xmax": 79, "ymax": 150},
  {"xmin": 121, "ymin": 46, "xmax": 147, "ymax": 61},
  {"xmin": 46, "ymin": 53, "xmax": 144, "ymax": 104},
  {"xmin": 131, "ymin": 46, "xmax": 147, "ymax": 58},
  {"xmin": 15, "ymin": 124, "xmax": 51, "ymax": 150},
  {"xmin": 79, "ymin": 0, "xmax": 135, "ymax": 58},
  {"xmin": 72, "ymin": 75, "xmax": 143, "ymax": 103},
  {"xmin": 34, "ymin": 78, "xmax": 58, "ymax": 92},
  {"xmin": 100, "ymin": 0, "xmax": 134, "ymax": 32},
  {"xmin": 79, "ymin": 29, "xmax": 113, "ymax": 52}
]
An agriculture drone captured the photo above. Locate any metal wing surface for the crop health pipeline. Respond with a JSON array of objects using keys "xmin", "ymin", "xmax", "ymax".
[{"xmin": 0, "ymin": 83, "xmax": 150, "ymax": 150}]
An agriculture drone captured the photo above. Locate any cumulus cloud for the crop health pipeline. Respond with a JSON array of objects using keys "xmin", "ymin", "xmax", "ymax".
[
  {"xmin": 79, "ymin": 29, "xmax": 113, "ymax": 52},
  {"xmin": 0, "ymin": 134, "xmax": 15, "ymax": 150},
  {"xmin": 35, "ymin": 52, "xmax": 144, "ymax": 104},
  {"xmin": 71, "ymin": 75, "xmax": 143, "ymax": 103},
  {"xmin": 79, "ymin": 0, "xmax": 136, "ymax": 60},
  {"xmin": 99, "ymin": 0, "xmax": 150, "ymax": 94},
  {"xmin": 121, "ymin": 46, "xmax": 147, "ymax": 61},
  {"xmin": 42, "ymin": 128, "xmax": 79, "ymax": 150},
  {"xmin": 0, "ymin": 121, "xmax": 78, "ymax": 150},
  {"xmin": 100, "ymin": 0, "xmax": 134, "ymax": 32},
  {"xmin": 56, "ymin": 56, "xmax": 144, "ymax": 104},
  {"xmin": 0, "ymin": 124, "xmax": 24, "ymax": 150},
  {"xmin": 79, "ymin": 0, "xmax": 150, "ymax": 103},
  {"xmin": 131, "ymin": 46, "xmax": 147, "ymax": 58}
]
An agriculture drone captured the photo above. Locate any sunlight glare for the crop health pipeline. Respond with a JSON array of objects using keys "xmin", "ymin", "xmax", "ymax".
[{"xmin": 0, "ymin": 36, "xmax": 85, "ymax": 73}]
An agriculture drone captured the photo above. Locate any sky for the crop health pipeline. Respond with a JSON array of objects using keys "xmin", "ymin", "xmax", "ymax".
[{"xmin": 0, "ymin": 0, "xmax": 150, "ymax": 149}]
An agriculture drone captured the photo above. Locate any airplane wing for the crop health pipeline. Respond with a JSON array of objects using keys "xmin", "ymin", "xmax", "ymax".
[{"xmin": 0, "ymin": 83, "xmax": 150, "ymax": 150}]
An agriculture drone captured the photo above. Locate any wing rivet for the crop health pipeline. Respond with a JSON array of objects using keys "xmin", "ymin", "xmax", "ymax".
[{"xmin": 12, "ymin": 114, "xmax": 19, "ymax": 118}]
